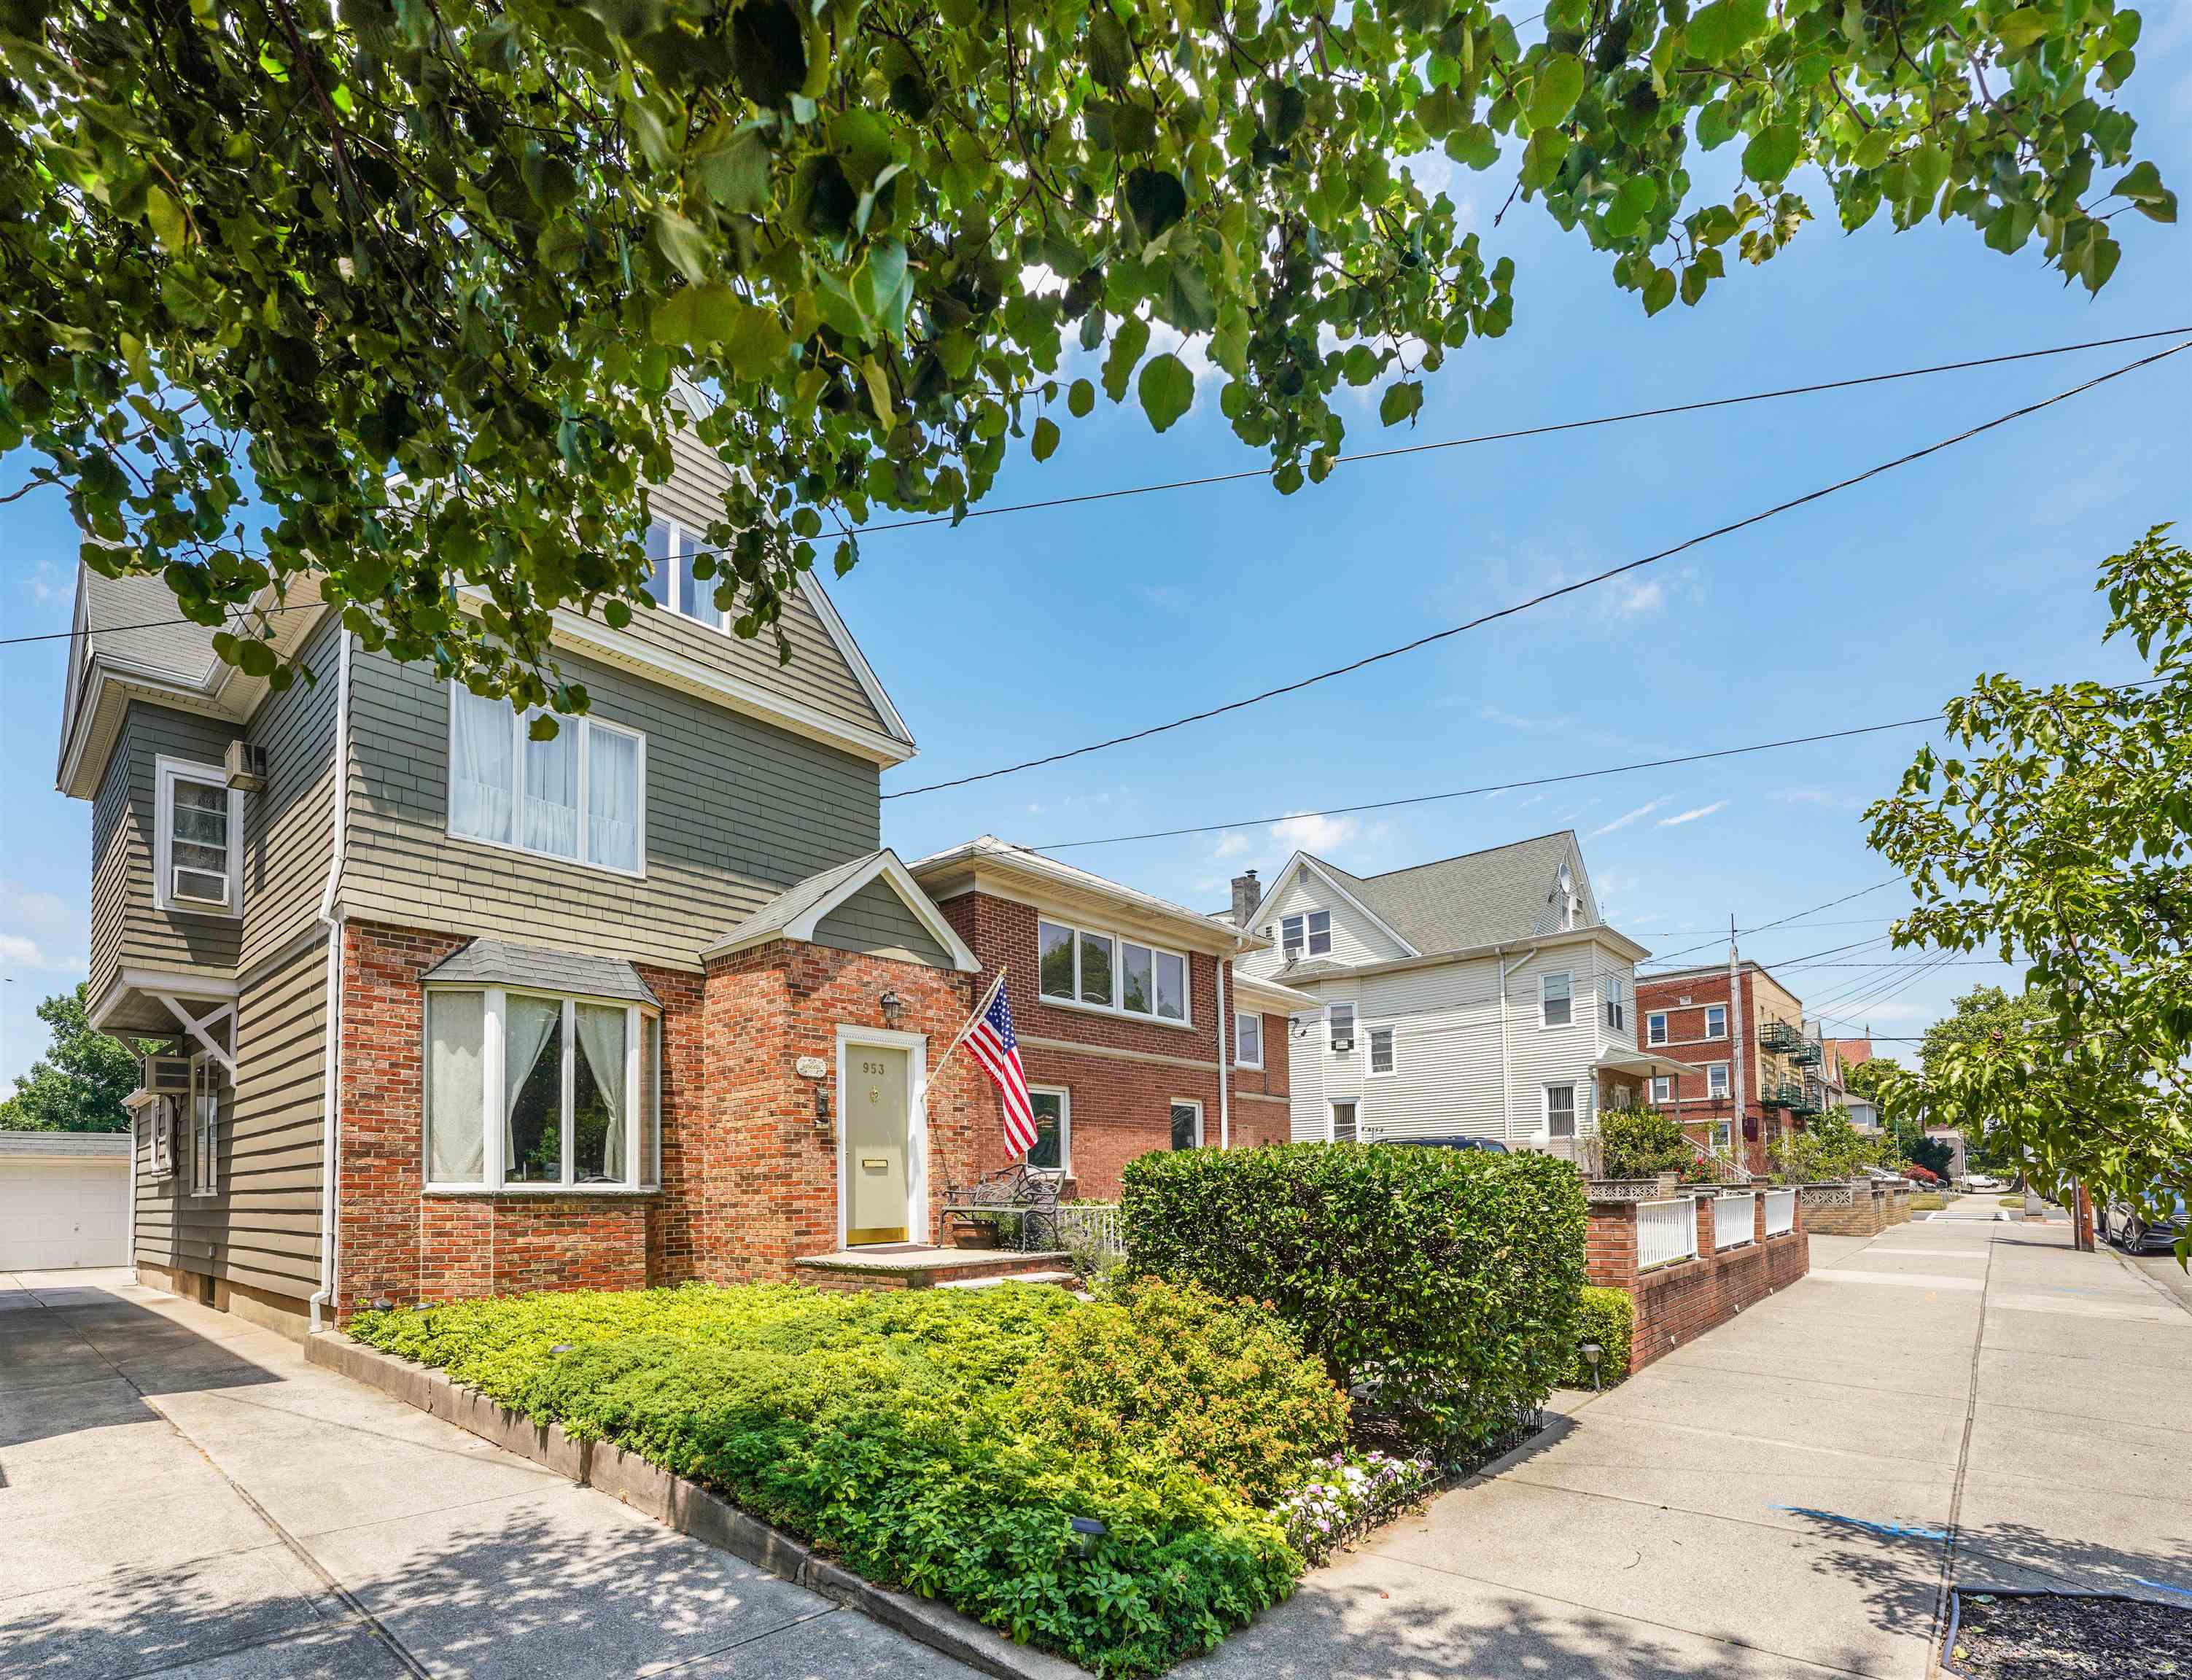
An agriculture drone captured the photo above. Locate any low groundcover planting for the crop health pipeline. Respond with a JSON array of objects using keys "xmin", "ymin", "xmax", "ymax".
[{"xmin": 348, "ymin": 1276, "xmax": 1345, "ymax": 1677}]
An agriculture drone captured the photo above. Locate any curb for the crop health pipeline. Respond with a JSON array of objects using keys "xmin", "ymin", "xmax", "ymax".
[{"xmin": 305, "ymin": 1332, "xmax": 1084, "ymax": 1680}]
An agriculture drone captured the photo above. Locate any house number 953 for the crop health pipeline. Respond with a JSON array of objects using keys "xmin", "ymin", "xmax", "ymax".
[{"xmin": 860, "ymin": 1060, "xmax": 889, "ymax": 1076}]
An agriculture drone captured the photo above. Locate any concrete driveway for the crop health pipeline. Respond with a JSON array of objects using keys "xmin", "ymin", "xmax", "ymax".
[
  {"xmin": 1183, "ymin": 1197, "xmax": 2192, "ymax": 1680},
  {"xmin": 0, "ymin": 1269, "xmax": 978, "ymax": 1680}
]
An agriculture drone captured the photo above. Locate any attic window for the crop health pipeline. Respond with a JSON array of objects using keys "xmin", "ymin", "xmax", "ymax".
[
  {"xmin": 644, "ymin": 519, "xmax": 720, "ymax": 628},
  {"xmin": 1280, "ymin": 910, "xmax": 1331, "ymax": 960},
  {"xmin": 1558, "ymin": 866, "xmax": 1578, "ymax": 930}
]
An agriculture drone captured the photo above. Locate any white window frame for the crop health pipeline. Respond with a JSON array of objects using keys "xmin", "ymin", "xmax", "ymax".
[
  {"xmin": 1706, "ymin": 1061, "xmax": 1731, "ymax": 1100},
  {"xmin": 645, "ymin": 518, "xmax": 727, "ymax": 629},
  {"xmin": 1367, "ymin": 1024, "xmax": 1396, "ymax": 1078},
  {"xmin": 187, "ymin": 1054, "xmax": 222, "ymax": 1197},
  {"xmin": 1603, "ymin": 973, "xmax": 1626, "ymax": 1032},
  {"xmin": 1035, "ymin": 917, "xmax": 1193, "ymax": 1028},
  {"xmin": 1703, "ymin": 1004, "xmax": 1728, "ymax": 1040},
  {"xmin": 1540, "ymin": 971, "xmax": 1574, "ymax": 1029},
  {"xmin": 1649, "ymin": 1074, "xmax": 1675, "ymax": 1104},
  {"xmin": 149, "ymin": 1097, "xmax": 174, "ymax": 1179},
  {"xmin": 446, "ymin": 685, "xmax": 650, "ymax": 879},
  {"xmin": 1646, "ymin": 1011, "xmax": 1668, "ymax": 1046},
  {"xmin": 1711, "ymin": 1118, "xmax": 1734, "ymax": 1151},
  {"xmin": 1278, "ymin": 909, "xmax": 1332, "ymax": 960},
  {"xmin": 153, "ymin": 755, "xmax": 246, "ymax": 918},
  {"xmin": 1234, "ymin": 1010, "xmax": 1263, "ymax": 1070},
  {"xmin": 421, "ymin": 985, "xmax": 662, "ymax": 1194},
  {"xmin": 1326, "ymin": 1000, "xmax": 1356, "ymax": 1049},
  {"xmin": 1329, "ymin": 1100, "xmax": 1357, "ymax": 1142},
  {"xmin": 1169, "ymin": 1098, "xmax": 1203, "ymax": 1150},
  {"xmin": 1544, "ymin": 1081, "xmax": 1578, "ymax": 1139},
  {"xmin": 1026, "ymin": 1086, "xmax": 1070, "ymax": 1176}
]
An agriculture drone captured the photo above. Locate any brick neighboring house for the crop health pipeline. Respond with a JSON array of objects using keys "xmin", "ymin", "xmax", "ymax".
[
  {"xmin": 910, "ymin": 837, "xmax": 1313, "ymax": 1200},
  {"xmin": 1633, "ymin": 960, "xmax": 1826, "ymax": 1175}
]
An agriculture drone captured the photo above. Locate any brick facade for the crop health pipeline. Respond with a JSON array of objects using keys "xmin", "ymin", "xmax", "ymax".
[
  {"xmin": 333, "ymin": 919, "xmax": 983, "ymax": 1317},
  {"xmin": 1585, "ymin": 1191, "xmax": 1810, "ymax": 1374},
  {"xmin": 1632, "ymin": 965, "xmax": 1806, "ymax": 1175},
  {"xmin": 934, "ymin": 890, "xmax": 1289, "ymax": 1199}
]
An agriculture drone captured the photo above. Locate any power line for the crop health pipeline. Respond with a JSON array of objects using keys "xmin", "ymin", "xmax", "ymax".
[
  {"xmin": 1636, "ymin": 879, "xmax": 1911, "ymax": 969},
  {"xmin": 839, "ymin": 327, "xmax": 2192, "ymax": 540},
  {"xmin": 884, "ymin": 341, "xmax": 2192, "ymax": 799},
  {"xmin": 10, "ymin": 327, "xmax": 2186, "ymax": 656},
  {"xmin": 0, "ymin": 599, "xmax": 317, "ymax": 650}
]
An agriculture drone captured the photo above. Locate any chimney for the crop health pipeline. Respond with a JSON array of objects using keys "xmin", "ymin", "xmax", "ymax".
[{"xmin": 1230, "ymin": 870, "xmax": 1260, "ymax": 929}]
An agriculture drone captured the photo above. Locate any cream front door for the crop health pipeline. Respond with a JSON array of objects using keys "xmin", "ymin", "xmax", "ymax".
[{"xmin": 844, "ymin": 1044, "xmax": 911, "ymax": 1245}]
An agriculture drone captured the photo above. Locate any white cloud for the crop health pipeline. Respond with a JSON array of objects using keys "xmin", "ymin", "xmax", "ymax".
[
  {"xmin": 1587, "ymin": 800, "xmax": 1668, "ymax": 838},
  {"xmin": 1771, "ymin": 788, "xmax": 1840, "ymax": 806},
  {"xmin": 0, "ymin": 933, "xmax": 50, "ymax": 967},
  {"xmin": 0, "ymin": 880, "xmax": 84, "ymax": 976},
  {"xmin": 1270, "ymin": 811, "xmax": 1359, "ymax": 853},
  {"xmin": 24, "ymin": 560, "xmax": 63, "ymax": 604},
  {"xmin": 1658, "ymin": 801, "xmax": 1728, "ymax": 827},
  {"xmin": 1609, "ymin": 578, "xmax": 1665, "ymax": 617},
  {"xmin": 1213, "ymin": 833, "xmax": 1254, "ymax": 859}
]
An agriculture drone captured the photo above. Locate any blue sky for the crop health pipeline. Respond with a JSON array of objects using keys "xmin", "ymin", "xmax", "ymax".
[{"xmin": 4, "ymin": 27, "xmax": 2189, "ymax": 1084}]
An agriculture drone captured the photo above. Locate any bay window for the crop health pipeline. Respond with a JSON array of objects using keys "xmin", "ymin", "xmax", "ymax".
[
  {"xmin": 448, "ymin": 684, "xmax": 646, "ymax": 875},
  {"xmin": 425, "ymin": 987, "xmax": 661, "ymax": 1191},
  {"xmin": 1035, "ymin": 917, "xmax": 1190, "ymax": 1023}
]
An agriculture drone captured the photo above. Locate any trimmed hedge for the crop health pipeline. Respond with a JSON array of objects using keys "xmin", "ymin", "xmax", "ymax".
[
  {"xmin": 1598, "ymin": 1107, "xmax": 1695, "ymax": 1180},
  {"xmin": 348, "ymin": 1280, "xmax": 1336, "ymax": 1679},
  {"xmin": 1564, "ymin": 1286, "xmax": 1634, "ymax": 1387},
  {"xmin": 1121, "ymin": 1142, "xmax": 1587, "ymax": 1456}
]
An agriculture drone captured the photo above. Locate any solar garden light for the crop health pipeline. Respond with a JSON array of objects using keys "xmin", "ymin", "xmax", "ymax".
[
  {"xmin": 1581, "ymin": 1342, "xmax": 1604, "ymax": 1391},
  {"xmin": 1070, "ymin": 1517, "xmax": 1107, "ymax": 1558}
]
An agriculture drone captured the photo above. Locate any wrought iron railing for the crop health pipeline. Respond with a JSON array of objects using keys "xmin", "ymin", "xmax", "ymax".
[{"xmin": 1014, "ymin": 1201, "xmax": 1125, "ymax": 1263}]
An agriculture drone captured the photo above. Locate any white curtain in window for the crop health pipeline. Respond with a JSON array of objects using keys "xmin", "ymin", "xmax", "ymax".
[
  {"xmin": 427, "ymin": 991, "xmax": 486, "ymax": 1183},
  {"xmin": 503, "ymin": 995, "xmax": 560, "ymax": 1167},
  {"xmin": 641, "ymin": 1015, "xmax": 660, "ymax": 1186},
  {"xmin": 574, "ymin": 1004, "xmax": 627, "ymax": 1180},
  {"xmin": 450, "ymin": 688, "xmax": 515, "ymax": 844},
  {"xmin": 521, "ymin": 716, "xmax": 580, "ymax": 858},
  {"xmin": 587, "ymin": 728, "xmax": 640, "ymax": 871}
]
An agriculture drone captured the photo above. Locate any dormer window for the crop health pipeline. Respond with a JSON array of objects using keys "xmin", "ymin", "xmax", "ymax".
[{"xmin": 1280, "ymin": 909, "xmax": 1331, "ymax": 960}]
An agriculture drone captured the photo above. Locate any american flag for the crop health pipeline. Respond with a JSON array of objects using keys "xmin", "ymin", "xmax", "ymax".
[{"xmin": 964, "ymin": 978, "xmax": 1039, "ymax": 1157}]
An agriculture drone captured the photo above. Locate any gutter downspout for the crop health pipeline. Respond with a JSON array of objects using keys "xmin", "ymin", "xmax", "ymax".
[
  {"xmin": 1216, "ymin": 957, "xmax": 1231, "ymax": 1150},
  {"xmin": 309, "ymin": 629, "xmax": 352, "ymax": 1334},
  {"xmin": 1496, "ymin": 946, "xmax": 1539, "ymax": 1146}
]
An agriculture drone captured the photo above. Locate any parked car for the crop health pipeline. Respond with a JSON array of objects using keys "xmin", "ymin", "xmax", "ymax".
[
  {"xmin": 1965, "ymin": 1174, "xmax": 2005, "ymax": 1192},
  {"xmin": 2102, "ymin": 1191, "xmax": 2187, "ymax": 1254},
  {"xmin": 1386, "ymin": 1136, "xmax": 1512, "ymax": 1154}
]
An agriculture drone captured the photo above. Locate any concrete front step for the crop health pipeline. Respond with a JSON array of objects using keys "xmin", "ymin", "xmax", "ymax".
[
  {"xmin": 934, "ymin": 1270, "xmax": 1077, "ymax": 1291},
  {"xmin": 792, "ymin": 1245, "xmax": 1076, "ymax": 1291}
]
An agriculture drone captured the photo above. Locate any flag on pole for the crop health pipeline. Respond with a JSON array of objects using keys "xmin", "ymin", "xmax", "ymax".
[{"xmin": 963, "ymin": 979, "xmax": 1039, "ymax": 1158}]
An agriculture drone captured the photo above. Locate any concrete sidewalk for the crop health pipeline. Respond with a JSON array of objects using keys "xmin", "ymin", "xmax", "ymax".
[
  {"xmin": 0, "ymin": 1269, "xmax": 978, "ymax": 1679},
  {"xmin": 1184, "ymin": 1197, "xmax": 2192, "ymax": 1680}
]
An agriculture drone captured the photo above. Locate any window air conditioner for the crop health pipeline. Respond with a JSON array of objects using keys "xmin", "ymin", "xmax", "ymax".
[
  {"xmin": 145, "ymin": 1054, "xmax": 193, "ymax": 1094},
  {"xmin": 1331, "ymin": 1036, "xmax": 1354, "ymax": 1053},
  {"xmin": 224, "ymin": 739, "xmax": 268, "ymax": 793},
  {"xmin": 171, "ymin": 866, "xmax": 232, "ymax": 907}
]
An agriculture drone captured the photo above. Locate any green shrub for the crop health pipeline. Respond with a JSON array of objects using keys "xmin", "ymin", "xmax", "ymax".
[
  {"xmin": 1598, "ymin": 1108, "xmax": 1695, "ymax": 1180},
  {"xmin": 1564, "ymin": 1286, "xmax": 1634, "ymax": 1388},
  {"xmin": 1120, "ymin": 1142, "xmax": 1587, "ymax": 1458},
  {"xmin": 1011, "ymin": 1275, "xmax": 1348, "ymax": 1505},
  {"xmin": 349, "ymin": 1282, "xmax": 1334, "ymax": 1677}
]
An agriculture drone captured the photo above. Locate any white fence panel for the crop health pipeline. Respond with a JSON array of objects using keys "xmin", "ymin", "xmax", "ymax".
[
  {"xmin": 1762, "ymin": 1189, "xmax": 1796, "ymax": 1237},
  {"xmin": 1713, "ymin": 1192, "xmax": 1756, "ymax": 1251},
  {"xmin": 1637, "ymin": 1198, "xmax": 1698, "ymax": 1271}
]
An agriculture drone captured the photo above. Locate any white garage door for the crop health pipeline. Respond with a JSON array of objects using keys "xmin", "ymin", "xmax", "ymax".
[{"xmin": 0, "ymin": 1158, "xmax": 131, "ymax": 1270}]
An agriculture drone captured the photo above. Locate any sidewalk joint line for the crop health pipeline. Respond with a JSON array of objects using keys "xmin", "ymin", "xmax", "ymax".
[{"xmin": 1926, "ymin": 1224, "xmax": 1997, "ymax": 1679}]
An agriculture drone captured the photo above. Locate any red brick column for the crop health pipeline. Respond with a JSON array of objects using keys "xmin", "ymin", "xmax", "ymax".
[{"xmin": 1585, "ymin": 1199, "xmax": 1640, "ymax": 1289}]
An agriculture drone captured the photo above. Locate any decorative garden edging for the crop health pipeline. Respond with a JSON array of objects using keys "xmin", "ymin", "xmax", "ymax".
[{"xmin": 304, "ymin": 1331, "xmax": 1085, "ymax": 1680}]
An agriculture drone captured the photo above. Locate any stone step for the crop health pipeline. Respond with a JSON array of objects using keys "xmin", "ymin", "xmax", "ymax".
[{"xmin": 934, "ymin": 1269, "xmax": 1078, "ymax": 1291}]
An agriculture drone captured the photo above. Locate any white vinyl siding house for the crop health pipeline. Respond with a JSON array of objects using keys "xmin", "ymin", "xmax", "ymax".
[{"xmin": 1255, "ymin": 866, "xmax": 1412, "ymax": 970}]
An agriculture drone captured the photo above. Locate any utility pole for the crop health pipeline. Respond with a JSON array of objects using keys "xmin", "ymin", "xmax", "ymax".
[{"xmin": 1728, "ymin": 914, "xmax": 1747, "ymax": 1176}]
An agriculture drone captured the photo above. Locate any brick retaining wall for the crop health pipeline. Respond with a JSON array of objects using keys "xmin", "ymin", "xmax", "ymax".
[{"xmin": 1586, "ymin": 1190, "xmax": 1810, "ymax": 1374}]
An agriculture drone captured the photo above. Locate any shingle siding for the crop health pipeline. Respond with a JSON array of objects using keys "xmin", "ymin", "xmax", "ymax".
[
  {"xmin": 239, "ymin": 614, "xmax": 343, "ymax": 973},
  {"xmin": 812, "ymin": 877, "xmax": 955, "ymax": 968},
  {"xmin": 338, "ymin": 641, "xmax": 882, "ymax": 971}
]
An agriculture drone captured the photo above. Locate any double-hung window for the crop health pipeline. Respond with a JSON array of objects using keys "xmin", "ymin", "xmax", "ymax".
[
  {"xmin": 1327, "ymin": 1000, "xmax": 1356, "ymax": 1049},
  {"xmin": 425, "ymin": 987, "xmax": 661, "ymax": 1191},
  {"xmin": 1646, "ymin": 1011, "xmax": 1668, "ymax": 1046},
  {"xmin": 187, "ymin": 1058, "xmax": 222, "ymax": 1197},
  {"xmin": 643, "ymin": 519, "xmax": 722, "ymax": 628},
  {"xmin": 1703, "ymin": 1005, "xmax": 1727, "ymax": 1040},
  {"xmin": 1706, "ymin": 1062, "xmax": 1731, "ymax": 1100},
  {"xmin": 1649, "ymin": 1074, "xmax": 1675, "ymax": 1104},
  {"xmin": 1278, "ymin": 909, "xmax": 1332, "ymax": 960},
  {"xmin": 1545, "ymin": 1083, "xmax": 1578, "ymax": 1138},
  {"xmin": 1367, "ymin": 1025, "xmax": 1395, "ymax": 1076},
  {"xmin": 1234, "ymin": 1011, "xmax": 1262, "ymax": 1069},
  {"xmin": 448, "ymin": 685, "xmax": 646, "ymax": 875},
  {"xmin": 1027, "ymin": 1089, "xmax": 1068, "ymax": 1174},
  {"xmin": 1035, "ymin": 918, "xmax": 1188, "ymax": 1022},
  {"xmin": 1540, "ymin": 971, "xmax": 1573, "ymax": 1027},
  {"xmin": 155, "ymin": 758, "xmax": 244, "ymax": 916},
  {"xmin": 1603, "ymin": 973, "xmax": 1626, "ymax": 1032}
]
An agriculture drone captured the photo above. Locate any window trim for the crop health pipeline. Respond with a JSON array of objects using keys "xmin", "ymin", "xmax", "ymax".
[
  {"xmin": 1169, "ymin": 1098, "xmax": 1203, "ymax": 1150},
  {"xmin": 1034, "ymin": 915, "xmax": 1194, "ymax": 1029},
  {"xmin": 1278, "ymin": 909, "xmax": 1332, "ymax": 960},
  {"xmin": 1326, "ymin": 1000, "xmax": 1357, "ymax": 1050},
  {"xmin": 1649, "ymin": 1074, "xmax": 1675, "ymax": 1105},
  {"xmin": 1703, "ymin": 1004, "xmax": 1728, "ymax": 1041},
  {"xmin": 186, "ymin": 1054, "xmax": 222, "ymax": 1198},
  {"xmin": 645, "ymin": 517, "xmax": 728, "ymax": 631},
  {"xmin": 1646, "ymin": 1011, "xmax": 1668, "ymax": 1046},
  {"xmin": 153, "ymin": 755, "xmax": 246, "ymax": 919},
  {"xmin": 1706, "ymin": 1060, "xmax": 1731, "ymax": 1100},
  {"xmin": 1602, "ymin": 972, "xmax": 1626, "ymax": 1033},
  {"xmin": 1539, "ymin": 970, "xmax": 1574, "ymax": 1030},
  {"xmin": 1329, "ymin": 1100, "xmax": 1357, "ymax": 1143},
  {"xmin": 1233, "ymin": 1010, "xmax": 1263, "ymax": 1070},
  {"xmin": 1544, "ymin": 1081, "xmax": 1579, "ymax": 1140},
  {"xmin": 1366, "ymin": 1024, "xmax": 1396, "ymax": 1078},
  {"xmin": 1710, "ymin": 1118, "xmax": 1734, "ymax": 1151},
  {"xmin": 1026, "ymin": 1086, "xmax": 1070, "ymax": 1177},
  {"xmin": 445, "ymin": 684, "xmax": 650, "ymax": 880},
  {"xmin": 421, "ymin": 983, "xmax": 662, "ymax": 1194}
]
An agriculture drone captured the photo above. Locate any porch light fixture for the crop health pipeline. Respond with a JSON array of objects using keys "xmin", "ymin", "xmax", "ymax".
[
  {"xmin": 879, "ymin": 989, "xmax": 906, "ymax": 1029},
  {"xmin": 1070, "ymin": 1515, "xmax": 1108, "ymax": 1558}
]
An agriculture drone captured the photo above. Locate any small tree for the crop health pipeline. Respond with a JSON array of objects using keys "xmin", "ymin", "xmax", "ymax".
[
  {"xmin": 1, "ymin": 984, "xmax": 147, "ymax": 1133},
  {"xmin": 1597, "ymin": 1106, "xmax": 1692, "ymax": 1181},
  {"xmin": 1770, "ymin": 1108, "xmax": 1894, "ymax": 1184}
]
